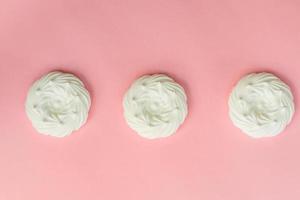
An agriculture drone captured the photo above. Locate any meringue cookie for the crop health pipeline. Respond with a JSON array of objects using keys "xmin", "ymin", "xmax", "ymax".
[
  {"xmin": 25, "ymin": 71, "xmax": 91, "ymax": 137},
  {"xmin": 229, "ymin": 72, "xmax": 294, "ymax": 138},
  {"xmin": 123, "ymin": 74, "xmax": 188, "ymax": 139}
]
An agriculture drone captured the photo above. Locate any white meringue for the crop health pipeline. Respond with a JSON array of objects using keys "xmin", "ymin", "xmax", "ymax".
[
  {"xmin": 25, "ymin": 71, "xmax": 91, "ymax": 137},
  {"xmin": 229, "ymin": 72, "xmax": 294, "ymax": 138},
  {"xmin": 123, "ymin": 74, "xmax": 188, "ymax": 139}
]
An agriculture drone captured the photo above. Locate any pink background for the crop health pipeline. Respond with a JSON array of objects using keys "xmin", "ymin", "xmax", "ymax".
[{"xmin": 1, "ymin": 0, "xmax": 300, "ymax": 199}]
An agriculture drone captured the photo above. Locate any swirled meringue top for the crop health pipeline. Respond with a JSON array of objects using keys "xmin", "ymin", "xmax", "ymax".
[
  {"xmin": 123, "ymin": 74, "xmax": 188, "ymax": 139},
  {"xmin": 25, "ymin": 71, "xmax": 91, "ymax": 137},
  {"xmin": 229, "ymin": 72, "xmax": 294, "ymax": 138}
]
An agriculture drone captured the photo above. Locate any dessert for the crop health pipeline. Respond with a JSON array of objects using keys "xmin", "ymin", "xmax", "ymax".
[
  {"xmin": 229, "ymin": 72, "xmax": 294, "ymax": 138},
  {"xmin": 25, "ymin": 71, "xmax": 91, "ymax": 137},
  {"xmin": 123, "ymin": 74, "xmax": 188, "ymax": 139}
]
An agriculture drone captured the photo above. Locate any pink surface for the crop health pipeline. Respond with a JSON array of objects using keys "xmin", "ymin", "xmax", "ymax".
[{"xmin": 1, "ymin": 0, "xmax": 300, "ymax": 199}]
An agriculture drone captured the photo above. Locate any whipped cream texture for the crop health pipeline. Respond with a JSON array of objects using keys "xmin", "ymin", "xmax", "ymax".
[
  {"xmin": 229, "ymin": 72, "xmax": 294, "ymax": 138},
  {"xmin": 123, "ymin": 74, "xmax": 188, "ymax": 139},
  {"xmin": 26, "ymin": 71, "xmax": 91, "ymax": 137}
]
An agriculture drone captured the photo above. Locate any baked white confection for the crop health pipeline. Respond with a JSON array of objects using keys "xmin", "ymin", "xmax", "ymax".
[
  {"xmin": 26, "ymin": 71, "xmax": 91, "ymax": 137},
  {"xmin": 229, "ymin": 72, "xmax": 294, "ymax": 138},
  {"xmin": 123, "ymin": 74, "xmax": 188, "ymax": 139}
]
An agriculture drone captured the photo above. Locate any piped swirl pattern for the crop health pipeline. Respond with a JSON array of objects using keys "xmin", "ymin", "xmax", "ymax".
[
  {"xmin": 229, "ymin": 72, "xmax": 294, "ymax": 138},
  {"xmin": 123, "ymin": 74, "xmax": 188, "ymax": 139},
  {"xmin": 26, "ymin": 71, "xmax": 91, "ymax": 137}
]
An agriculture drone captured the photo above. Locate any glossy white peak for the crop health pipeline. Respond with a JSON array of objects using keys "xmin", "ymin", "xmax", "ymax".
[
  {"xmin": 26, "ymin": 71, "xmax": 91, "ymax": 137},
  {"xmin": 229, "ymin": 72, "xmax": 294, "ymax": 138},
  {"xmin": 123, "ymin": 74, "xmax": 188, "ymax": 139}
]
